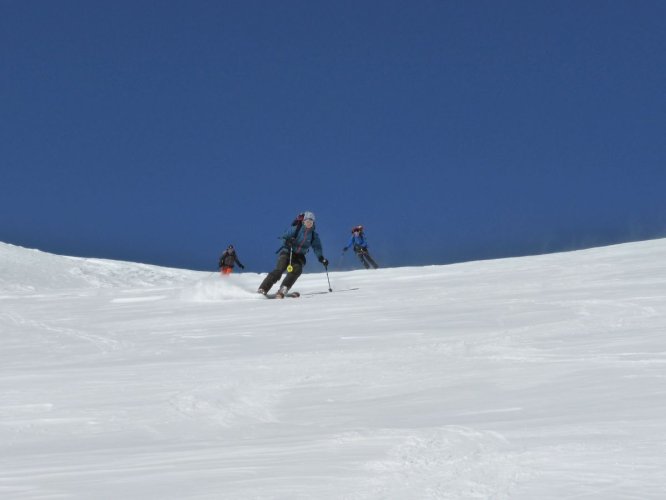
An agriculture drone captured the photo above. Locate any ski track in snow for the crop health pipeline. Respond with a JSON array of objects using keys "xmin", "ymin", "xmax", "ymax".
[{"xmin": 1, "ymin": 240, "xmax": 666, "ymax": 498}]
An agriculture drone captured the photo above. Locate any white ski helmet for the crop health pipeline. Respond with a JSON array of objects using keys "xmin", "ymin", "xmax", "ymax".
[{"xmin": 302, "ymin": 211, "xmax": 315, "ymax": 222}]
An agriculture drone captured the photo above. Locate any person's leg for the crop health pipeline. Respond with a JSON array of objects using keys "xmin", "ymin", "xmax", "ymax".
[
  {"xmin": 364, "ymin": 253, "xmax": 379, "ymax": 269},
  {"xmin": 279, "ymin": 255, "xmax": 304, "ymax": 290},
  {"xmin": 259, "ymin": 253, "xmax": 289, "ymax": 292}
]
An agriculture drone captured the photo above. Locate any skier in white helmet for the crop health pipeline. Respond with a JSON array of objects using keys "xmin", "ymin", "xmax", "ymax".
[{"xmin": 258, "ymin": 211, "xmax": 329, "ymax": 298}]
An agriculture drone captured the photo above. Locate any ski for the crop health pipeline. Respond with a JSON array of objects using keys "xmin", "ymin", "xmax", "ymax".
[{"xmin": 264, "ymin": 291, "xmax": 300, "ymax": 299}]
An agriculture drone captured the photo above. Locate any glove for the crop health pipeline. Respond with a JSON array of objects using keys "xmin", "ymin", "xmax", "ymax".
[
  {"xmin": 342, "ymin": 247, "xmax": 348, "ymax": 252},
  {"xmin": 286, "ymin": 237, "xmax": 296, "ymax": 248},
  {"xmin": 239, "ymin": 264, "xmax": 245, "ymax": 270},
  {"xmin": 319, "ymin": 256, "xmax": 329, "ymax": 267}
]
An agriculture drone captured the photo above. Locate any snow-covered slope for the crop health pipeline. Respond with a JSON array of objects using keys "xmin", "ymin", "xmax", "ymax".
[
  {"xmin": 0, "ymin": 242, "xmax": 199, "ymax": 293},
  {"xmin": 1, "ymin": 239, "xmax": 666, "ymax": 499}
]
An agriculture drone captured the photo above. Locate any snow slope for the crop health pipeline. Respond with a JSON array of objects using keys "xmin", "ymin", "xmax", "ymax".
[{"xmin": 1, "ymin": 240, "xmax": 666, "ymax": 499}]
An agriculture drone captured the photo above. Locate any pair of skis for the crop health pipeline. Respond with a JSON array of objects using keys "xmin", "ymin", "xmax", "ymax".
[
  {"xmin": 264, "ymin": 291, "xmax": 300, "ymax": 299},
  {"xmin": 262, "ymin": 287, "xmax": 359, "ymax": 299}
]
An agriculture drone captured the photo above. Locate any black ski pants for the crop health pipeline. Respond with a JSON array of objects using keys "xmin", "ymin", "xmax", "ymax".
[
  {"xmin": 259, "ymin": 251, "xmax": 304, "ymax": 292},
  {"xmin": 355, "ymin": 247, "xmax": 378, "ymax": 269}
]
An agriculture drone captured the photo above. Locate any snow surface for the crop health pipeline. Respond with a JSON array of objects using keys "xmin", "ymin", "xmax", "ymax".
[{"xmin": 1, "ymin": 239, "xmax": 666, "ymax": 499}]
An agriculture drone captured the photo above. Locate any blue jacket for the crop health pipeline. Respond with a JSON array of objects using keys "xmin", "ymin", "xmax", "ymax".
[
  {"xmin": 344, "ymin": 233, "xmax": 368, "ymax": 251},
  {"xmin": 279, "ymin": 225, "xmax": 324, "ymax": 259}
]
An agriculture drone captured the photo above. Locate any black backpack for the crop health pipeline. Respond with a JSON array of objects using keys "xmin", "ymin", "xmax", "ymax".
[{"xmin": 292, "ymin": 213, "xmax": 305, "ymax": 228}]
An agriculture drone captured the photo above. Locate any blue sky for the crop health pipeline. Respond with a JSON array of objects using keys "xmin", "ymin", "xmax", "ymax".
[{"xmin": 2, "ymin": 1, "xmax": 665, "ymax": 272}]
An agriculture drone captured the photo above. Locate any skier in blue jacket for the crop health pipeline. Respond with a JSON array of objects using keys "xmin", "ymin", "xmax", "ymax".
[
  {"xmin": 258, "ymin": 211, "xmax": 329, "ymax": 298},
  {"xmin": 343, "ymin": 225, "xmax": 379, "ymax": 269}
]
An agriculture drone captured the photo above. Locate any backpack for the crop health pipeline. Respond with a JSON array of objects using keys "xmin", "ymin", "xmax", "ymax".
[{"xmin": 292, "ymin": 213, "xmax": 306, "ymax": 228}]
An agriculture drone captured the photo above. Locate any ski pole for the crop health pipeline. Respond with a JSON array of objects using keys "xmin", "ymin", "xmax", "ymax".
[
  {"xmin": 324, "ymin": 264, "xmax": 332, "ymax": 292},
  {"xmin": 287, "ymin": 246, "xmax": 294, "ymax": 273}
]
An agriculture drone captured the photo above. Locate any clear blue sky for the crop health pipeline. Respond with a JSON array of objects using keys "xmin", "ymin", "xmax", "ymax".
[{"xmin": 2, "ymin": 1, "xmax": 665, "ymax": 272}]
